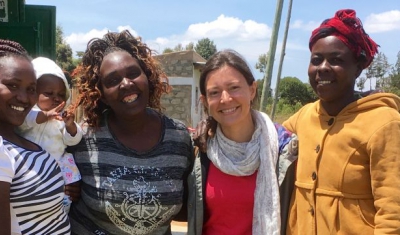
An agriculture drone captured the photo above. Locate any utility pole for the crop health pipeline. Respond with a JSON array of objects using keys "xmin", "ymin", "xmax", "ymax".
[
  {"xmin": 259, "ymin": 0, "xmax": 285, "ymax": 112},
  {"xmin": 270, "ymin": 0, "xmax": 293, "ymax": 120}
]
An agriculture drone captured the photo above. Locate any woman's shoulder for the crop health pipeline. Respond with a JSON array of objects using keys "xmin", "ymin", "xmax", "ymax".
[
  {"xmin": 162, "ymin": 114, "xmax": 189, "ymax": 131},
  {"xmin": 161, "ymin": 115, "xmax": 193, "ymax": 146}
]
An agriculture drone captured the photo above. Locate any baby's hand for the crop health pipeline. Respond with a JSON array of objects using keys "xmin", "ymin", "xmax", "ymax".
[
  {"xmin": 45, "ymin": 102, "xmax": 65, "ymax": 121},
  {"xmin": 62, "ymin": 110, "xmax": 78, "ymax": 136},
  {"xmin": 62, "ymin": 111, "xmax": 75, "ymax": 128}
]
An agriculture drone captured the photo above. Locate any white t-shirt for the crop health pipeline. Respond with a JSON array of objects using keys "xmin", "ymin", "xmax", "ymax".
[{"xmin": 0, "ymin": 136, "xmax": 71, "ymax": 234}]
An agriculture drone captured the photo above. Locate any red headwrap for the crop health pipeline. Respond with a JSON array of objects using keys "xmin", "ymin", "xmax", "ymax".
[{"xmin": 309, "ymin": 9, "xmax": 379, "ymax": 68}]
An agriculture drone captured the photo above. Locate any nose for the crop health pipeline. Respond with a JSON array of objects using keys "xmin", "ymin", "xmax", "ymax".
[
  {"xmin": 220, "ymin": 90, "xmax": 231, "ymax": 103},
  {"xmin": 16, "ymin": 89, "xmax": 29, "ymax": 104},
  {"xmin": 120, "ymin": 77, "xmax": 133, "ymax": 89},
  {"xmin": 54, "ymin": 95, "xmax": 62, "ymax": 102},
  {"xmin": 318, "ymin": 59, "xmax": 330, "ymax": 73}
]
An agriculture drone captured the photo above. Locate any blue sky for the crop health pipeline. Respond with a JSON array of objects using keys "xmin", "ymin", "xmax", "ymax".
[{"xmin": 27, "ymin": 0, "xmax": 400, "ymax": 89}]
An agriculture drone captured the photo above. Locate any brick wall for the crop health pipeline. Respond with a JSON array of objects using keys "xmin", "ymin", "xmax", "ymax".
[
  {"xmin": 162, "ymin": 59, "xmax": 194, "ymax": 77},
  {"xmin": 161, "ymin": 85, "xmax": 192, "ymax": 126}
]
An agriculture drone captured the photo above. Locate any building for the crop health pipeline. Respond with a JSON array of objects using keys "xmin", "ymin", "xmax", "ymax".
[{"xmin": 155, "ymin": 50, "xmax": 206, "ymax": 127}]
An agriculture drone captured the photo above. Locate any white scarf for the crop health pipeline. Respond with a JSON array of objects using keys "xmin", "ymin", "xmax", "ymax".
[{"xmin": 207, "ymin": 110, "xmax": 281, "ymax": 235}]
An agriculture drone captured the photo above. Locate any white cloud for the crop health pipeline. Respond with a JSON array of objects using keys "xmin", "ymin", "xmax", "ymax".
[
  {"xmin": 184, "ymin": 14, "xmax": 271, "ymax": 41},
  {"xmin": 147, "ymin": 14, "xmax": 272, "ymax": 57},
  {"xmin": 65, "ymin": 26, "xmax": 138, "ymax": 55},
  {"xmin": 364, "ymin": 10, "xmax": 400, "ymax": 33},
  {"xmin": 65, "ymin": 15, "xmax": 276, "ymax": 69},
  {"xmin": 116, "ymin": 26, "xmax": 139, "ymax": 37},
  {"xmin": 290, "ymin": 20, "xmax": 320, "ymax": 31}
]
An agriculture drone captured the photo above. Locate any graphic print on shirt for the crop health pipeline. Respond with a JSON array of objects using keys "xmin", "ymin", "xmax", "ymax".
[{"xmin": 102, "ymin": 165, "xmax": 179, "ymax": 234}]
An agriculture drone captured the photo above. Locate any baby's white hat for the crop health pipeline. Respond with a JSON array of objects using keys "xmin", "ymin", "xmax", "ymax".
[{"xmin": 31, "ymin": 57, "xmax": 71, "ymax": 104}]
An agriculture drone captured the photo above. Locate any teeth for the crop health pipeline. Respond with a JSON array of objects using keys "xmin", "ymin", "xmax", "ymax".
[
  {"xmin": 318, "ymin": 81, "xmax": 331, "ymax": 84},
  {"xmin": 221, "ymin": 107, "xmax": 236, "ymax": 113},
  {"xmin": 123, "ymin": 94, "xmax": 138, "ymax": 103},
  {"xmin": 11, "ymin": 105, "xmax": 24, "ymax": 112}
]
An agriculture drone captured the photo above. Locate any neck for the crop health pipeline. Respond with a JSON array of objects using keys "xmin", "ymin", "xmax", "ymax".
[
  {"xmin": 108, "ymin": 109, "xmax": 155, "ymax": 134},
  {"xmin": 219, "ymin": 113, "xmax": 255, "ymax": 143},
  {"xmin": 0, "ymin": 125, "xmax": 18, "ymax": 140},
  {"xmin": 321, "ymin": 92, "xmax": 357, "ymax": 116}
]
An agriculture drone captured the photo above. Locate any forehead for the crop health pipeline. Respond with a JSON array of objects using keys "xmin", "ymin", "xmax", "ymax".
[
  {"xmin": 0, "ymin": 56, "xmax": 35, "ymax": 79},
  {"xmin": 37, "ymin": 75, "xmax": 66, "ymax": 89},
  {"xmin": 311, "ymin": 36, "xmax": 353, "ymax": 55},
  {"xmin": 206, "ymin": 65, "xmax": 247, "ymax": 86},
  {"xmin": 99, "ymin": 51, "xmax": 139, "ymax": 75}
]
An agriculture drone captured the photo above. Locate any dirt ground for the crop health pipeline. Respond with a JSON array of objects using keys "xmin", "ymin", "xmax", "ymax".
[{"xmin": 171, "ymin": 221, "xmax": 187, "ymax": 235}]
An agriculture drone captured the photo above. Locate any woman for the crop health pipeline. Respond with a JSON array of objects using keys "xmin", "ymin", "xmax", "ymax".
[
  {"xmin": 283, "ymin": 9, "xmax": 400, "ymax": 234},
  {"xmin": 68, "ymin": 30, "xmax": 193, "ymax": 235},
  {"xmin": 0, "ymin": 39, "xmax": 71, "ymax": 234},
  {"xmin": 188, "ymin": 50, "xmax": 297, "ymax": 235}
]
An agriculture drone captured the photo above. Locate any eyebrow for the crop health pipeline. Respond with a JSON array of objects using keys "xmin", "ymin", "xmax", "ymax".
[
  {"xmin": 312, "ymin": 51, "xmax": 344, "ymax": 56},
  {"xmin": 102, "ymin": 65, "xmax": 139, "ymax": 79}
]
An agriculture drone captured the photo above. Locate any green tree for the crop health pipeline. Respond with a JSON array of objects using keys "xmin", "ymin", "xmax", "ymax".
[
  {"xmin": 185, "ymin": 42, "xmax": 194, "ymax": 51},
  {"xmin": 369, "ymin": 52, "xmax": 390, "ymax": 89},
  {"xmin": 364, "ymin": 65, "xmax": 374, "ymax": 91},
  {"xmin": 256, "ymin": 78, "xmax": 272, "ymax": 102},
  {"xmin": 194, "ymin": 38, "xmax": 217, "ymax": 60},
  {"xmin": 75, "ymin": 51, "xmax": 84, "ymax": 58},
  {"xmin": 255, "ymin": 53, "xmax": 271, "ymax": 111},
  {"xmin": 162, "ymin": 47, "xmax": 174, "ymax": 54},
  {"xmin": 356, "ymin": 76, "xmax": 367, "ymax": 91},
  {"xmin": 162, "ymin": 42, "xmax": 195, "ymax": 54},
  {"xmin": 387, "ymin": 51, "xmax": 400, "ymax": 96},
  {"xmin": 305, "ymin": 83, "xmax": 318, "ymax": 101},
  {"xmin": 255, "ymin": 53, "xmax": 268, "ymax": 73},
  {"xmin": 173, "ymin": 43, "xmax": 183, "ymax": 52},
  {"xmin": 278, "ymin": 77, "xmax": 316, "ymax": 105},
  {"xmin": 56, "ymin": 26, "xmax": 75, "ymax": 72}
]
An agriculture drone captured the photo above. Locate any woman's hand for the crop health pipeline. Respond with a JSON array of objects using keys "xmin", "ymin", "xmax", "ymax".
[
  {"xmin": 65, "ymin": 181, "xmax": 81, "ymax": 202},
  {"xmin": 0, "ymin": 182, "xmax": 11, "ymax": 234}
]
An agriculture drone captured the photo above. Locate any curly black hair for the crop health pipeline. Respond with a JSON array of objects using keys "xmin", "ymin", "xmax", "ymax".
[{"xmin": 72, "ymin": 30, "xmax": 169, "ymax": 128}]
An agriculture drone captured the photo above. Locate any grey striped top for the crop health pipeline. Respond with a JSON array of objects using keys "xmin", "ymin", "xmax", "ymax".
[{"xmin": 70, "ymin": 112, "xmax": 192, "ymax": 235}]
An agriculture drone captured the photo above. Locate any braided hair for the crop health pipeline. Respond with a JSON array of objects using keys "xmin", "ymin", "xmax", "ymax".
[
  {"xmin": 0, "ymin": 39, "xmax": 30, "ymax": 60},
  {"xmin": 71, "ymin": 30, "xmax": 169, "ymax": 128}
]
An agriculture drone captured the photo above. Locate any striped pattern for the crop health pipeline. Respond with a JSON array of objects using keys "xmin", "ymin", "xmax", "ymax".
[
  {"xmin": 5, "ymin": 140, "xmax": 71, "ymax": 235},
  {"xmin": 70, "ymin": 114, "xmax": 192, "ymax": 235}
]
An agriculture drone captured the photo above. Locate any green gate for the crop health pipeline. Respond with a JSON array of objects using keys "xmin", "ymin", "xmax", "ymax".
[{"xmin": 0, "ymin": 0, "xmax": 56, "ymax": 60}]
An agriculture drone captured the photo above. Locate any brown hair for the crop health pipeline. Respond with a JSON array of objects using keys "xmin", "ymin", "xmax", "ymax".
[{"xmin": 199, "ymin": 49, "xmax": 257, "ymax": 113}]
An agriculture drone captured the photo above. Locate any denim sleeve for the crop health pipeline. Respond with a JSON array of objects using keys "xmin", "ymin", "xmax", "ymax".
[{"xmin": 274, "ymin": 123, "xmax": 292, "ymax": 155}]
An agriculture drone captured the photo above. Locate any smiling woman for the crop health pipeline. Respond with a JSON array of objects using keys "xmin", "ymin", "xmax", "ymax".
[
  {"xmin": 68, "ymin": 30, "xmax": 193, "ymax": 235},
  {"xmin": 188, "ymin": 49, "xmax": 298, "ymax": 235},
  {"xmin": 283, "ymin": 9, "xmax": 400, "ymax": 235},
  {"xmin": 0, "ymin": 39, "xmax": 71, "ymax": 234}
]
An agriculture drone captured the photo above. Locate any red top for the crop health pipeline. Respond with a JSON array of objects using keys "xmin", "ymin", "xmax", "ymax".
[{"xmin": 203, "ymin": 162, "xmax": 257, "ymax": 235}]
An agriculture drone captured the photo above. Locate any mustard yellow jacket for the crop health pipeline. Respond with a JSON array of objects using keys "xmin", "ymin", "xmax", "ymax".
[{"xmin": 283, "ymin": 93, "xmax": 400, "ymax": 235}]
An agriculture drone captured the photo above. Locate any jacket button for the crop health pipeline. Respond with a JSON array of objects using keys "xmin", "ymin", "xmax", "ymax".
[
  {"xmin": 312, "ymin": 172, "xmax": 317, "ymax": 181},
  {"xmin": 328, "ymin": 117, "xmax": 334, "ymax": 126},
  {"xmin": 315, "ymin": 145, "xmax": 320, "ymax": 153},
  {"xmin": 310, "ymin": 207, "xmax": 315, "ymax": 216}
]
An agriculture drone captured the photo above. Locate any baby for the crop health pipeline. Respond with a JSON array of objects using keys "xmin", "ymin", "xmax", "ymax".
[{"xmin": 17, "ymin": 57, "xmax": 82, "ymax": 213}]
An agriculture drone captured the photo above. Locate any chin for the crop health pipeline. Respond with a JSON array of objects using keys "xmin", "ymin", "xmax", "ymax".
[{"xmin": 12, "ymin": 120, "xmax": 25, "ymax": 127}]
